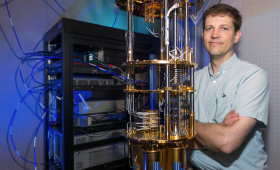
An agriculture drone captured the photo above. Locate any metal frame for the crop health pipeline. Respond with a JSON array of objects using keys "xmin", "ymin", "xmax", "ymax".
[{"xmin": 44, "ymin": 18, "xmax": 159, "ymax": 170}]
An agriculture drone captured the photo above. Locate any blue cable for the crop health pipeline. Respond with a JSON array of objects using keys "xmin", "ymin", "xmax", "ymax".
[
  {"xmin": 5, "ymin": 1, "xmax": 64, "ymax": 168},
  {"xmin": 31, "ymin": 61, "xmax": 50, "ymax": 86},
  {"xmin": 31, "ymin": 58, "xmax": 55, "ymax": 85},
  {"xmin": 29, "ymin": 55, "xmax": 62, "ymax": 85},
  {"xmin": 19, "ymin": 57, "xmax": 60, "ymax": 116},
  {"xmin": 54, "ymin": 0, "xmax": 69, "ymax": 18},
  {"xmin": 54, "ymin": 0, "xmax": 66, "ymax": 12},
  {"xmin": 134, "ymin": 98, "xmax": 139, "ymax": 107},
  {"xmin": 39, "ymin": 86, "xmax": 51, "ymax": 117},
  {"xmin": 33, "ymin": 35, "xmax": 46, "ymax": 52},
  {"xmin": 10, "ymin": 85, "xmax": 45, "ymax": 165},
  {"xmin": 10, "ymin": 85, "xmax": 60, "ymax": 166},
  {"xmin": 5, "ymin": 0, "xmax": 57, "ymax": 59},
  {"xmin": 15, "ymin": 52, "xmax": 143, "ymax": 168},
  {"xmin": 5, "ymin": 0, "xmax": 25, "ymax": 55},
  {"xmin": 73, "ymin": 59, "xmax": 147, "ymax": 84},
  {"xmin": 112, "ymin": 5, "xmax": 118, "ymax": 28},
  {"xmin": 34, "ymin": 92, "xmax": 61, "ymax": 170},
  {"xmin": 24, "ymin": 54, "xmax": 61, "ymax": 87},
  {"xmin": 48, "ymin": 116, "xmax": 56, "ymax": 170}
]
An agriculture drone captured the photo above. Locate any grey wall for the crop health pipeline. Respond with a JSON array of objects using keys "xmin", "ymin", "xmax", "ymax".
[
  {"xmin": 234, "ymin": 9, "xmax": 280, "ymax": 169},
  {"xmin": 221, "ymin": 2, "xmax": 280, "ymax": 169}
]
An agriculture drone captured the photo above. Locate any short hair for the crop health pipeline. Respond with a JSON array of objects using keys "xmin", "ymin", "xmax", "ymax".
[{"xmin": 203, "ymin": 3, "xmax": 242, "ymax": 33}]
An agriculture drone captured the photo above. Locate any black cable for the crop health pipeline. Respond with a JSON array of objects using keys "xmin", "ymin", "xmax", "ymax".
[{"xmin": 74, "ymin": 113, "xmax": 114, "ymax": 137}]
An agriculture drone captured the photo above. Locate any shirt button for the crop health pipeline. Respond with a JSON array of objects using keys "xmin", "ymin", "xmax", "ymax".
[
  {"xmin": 222, "ymin": 71, "xmax": 225, "ymax": 74},
  {"xmin": 205, "ymin": 119, "xmax": 208, "ymax": 121},
  {"xmin": 195, "ymin": 153, "xmax": 197, "ymax": 156},
  {"xmin": 208, "ymin": 99, "xmax": 210, "ymax": 102},
  {"xmin": 213, "ymin": 81, "xmax": 216, "ymax": 83}
]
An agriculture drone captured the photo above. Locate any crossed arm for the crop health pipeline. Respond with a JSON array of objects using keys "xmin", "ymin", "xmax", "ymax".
[
  {"xmin": 188, "ymin": 109, "xmax": 257, "ymax": 154},
  {"xmin": 188, "ymin": 70, "xmax": 268, "ymax": 154}
]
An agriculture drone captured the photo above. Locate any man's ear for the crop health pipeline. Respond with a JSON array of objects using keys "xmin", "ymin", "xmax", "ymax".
[{"xmin": 234, "ymin": 30, "xmax": 242, "ymax": 43}]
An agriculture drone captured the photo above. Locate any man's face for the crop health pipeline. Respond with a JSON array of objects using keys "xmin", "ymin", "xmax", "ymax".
[{"xmin": 202, "ymin": 15, "xmax": 241, "ymax": 59}]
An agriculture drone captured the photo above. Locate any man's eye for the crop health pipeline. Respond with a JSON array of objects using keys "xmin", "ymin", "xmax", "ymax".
[
  {"xmin": 223, "ymin": 28, "xmax": 228, "ymax": 30},
  {"xmin": 206, "ymin": 28, "xmax": 211, "ymax": 31}
]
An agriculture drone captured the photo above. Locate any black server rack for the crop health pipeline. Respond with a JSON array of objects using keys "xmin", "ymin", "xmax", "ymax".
[{"xmin": 44, "ymin": 18, "xmax": 160, "ymax": 170}]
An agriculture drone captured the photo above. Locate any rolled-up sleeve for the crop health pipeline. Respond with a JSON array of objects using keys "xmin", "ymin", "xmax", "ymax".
[{"xmin": 232, "ymin": 69, "xmax": 269, "ymax": 126}]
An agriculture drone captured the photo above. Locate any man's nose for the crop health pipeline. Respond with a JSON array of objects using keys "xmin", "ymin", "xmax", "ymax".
[{"xmin": 211, "ymin": 29, "xmax": 220, "ymax": 39}]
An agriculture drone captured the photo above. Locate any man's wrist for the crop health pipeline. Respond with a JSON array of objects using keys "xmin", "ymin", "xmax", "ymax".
[{"xmin": 195, "ymin": 120, "xmax": 203, "ymax": 133}]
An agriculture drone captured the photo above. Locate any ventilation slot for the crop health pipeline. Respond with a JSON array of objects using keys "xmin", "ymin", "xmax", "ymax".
[
  {"xmin": 89, "ymin": 80, "xmax": 99, "ymax": 85},
  {"xmin": 75, "ymin": 137, "xmax": 87, "ymax": 145},
  {"xmin": 76, "ymin": 162, "xmax": 83, "ymax": 169},
  {"xmin": 88, "ymin": 146, "xmax": 124, "ymax": 167}
]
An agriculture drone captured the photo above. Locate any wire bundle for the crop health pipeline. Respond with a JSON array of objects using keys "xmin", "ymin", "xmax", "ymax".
[{"xmin": 5, "ymin": 1, "xmax": 148, "ymax": 169}]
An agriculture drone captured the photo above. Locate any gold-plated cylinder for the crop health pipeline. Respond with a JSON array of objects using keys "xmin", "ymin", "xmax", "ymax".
[
  {"xmin": 165, "ymin": 114, "xmax": 171, "ymax": 140},
  {"xmin": 160, "ymin": 52, "xmax": 166, "ymax": 60},
  {"xmin": 190, "ymin": 111, "xmax": 195, "ymax": 137},
  {"xmin": 189, "ymin": 50, "xmax": 194, "ymax": 63},
  {"xmin": 159, "ymin": 93, "xmax": 164, "ymax": 100},
  {"xmin": 161, "ymin": 148, "xmax": 168, "ymax": 169},
  {"xmin": 142, "ymin": 149, "xmax": 161, "ymax": 170},
  {"xmin": 167, "ymin": 148, "xmax": 187, "ymax": 170},
  {"xmin": 131, "ymin": 144, "xmax": 143, "ymax": 170},
  {"xmin": 184, "ymin": 46, "xmax": 189, "ymax": 61},
  {"xmin": 159, "ymin": 125, "xmax": 163, "ymax": 139}
]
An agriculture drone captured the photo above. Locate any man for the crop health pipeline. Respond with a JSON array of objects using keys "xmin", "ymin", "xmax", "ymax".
[{"xmin": 188, "ymin": 4, "xmax": 269, "ymax": 170}]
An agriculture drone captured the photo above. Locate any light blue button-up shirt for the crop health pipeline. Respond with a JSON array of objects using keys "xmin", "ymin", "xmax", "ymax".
[{"xmin": 189, "ymin": 53, "xmax": 269, "ymax": 170}]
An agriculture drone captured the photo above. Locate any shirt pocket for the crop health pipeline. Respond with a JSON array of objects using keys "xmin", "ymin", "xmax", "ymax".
[{"xmin": 215, "ymin": 95, "xmax": 232, "ymax": 124}]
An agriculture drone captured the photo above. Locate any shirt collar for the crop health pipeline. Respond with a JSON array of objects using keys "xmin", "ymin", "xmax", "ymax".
[{"xmin": 208, "ymin": 53, "xmax": 238, "ymax": 77}]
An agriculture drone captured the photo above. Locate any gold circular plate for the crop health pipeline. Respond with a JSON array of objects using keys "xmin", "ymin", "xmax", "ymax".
[
  {"xmin": 123, "ymin": 59, "xmax": 197, "ymax": 68},
  {"xmin": 189, "ymin": 2, "xmax": 195, "ymax": 7},
  {"xmin": 126, "ymin": 131, "xmax": 189, "ymax": 143},
  {"xmin": 123, "ymin": 87, "xmax": 195, "ymax": 93},
  {"xmin": 133, "ymin": 0, "xmax": 149, "ymax": 3},
  {"xmin": 124, "ymin": 89, "xmax": 165, "ymax": 93}
]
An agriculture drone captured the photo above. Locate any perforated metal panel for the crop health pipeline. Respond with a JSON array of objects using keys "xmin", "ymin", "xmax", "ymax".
[
  {"xmin": 75, "ymin": 137, "xmax": 87, "ymax": 145},
  {"xmin": 74, "ymin": 142, "xmax": 128, "ymax": 170},
  {"xmin": 88, "ymin": 145, "xmax": 124, "ymax": 167},
  {"xmin": 236, "ymin": 8, "xmax": 280, "ymax": 170},
  {"xmin": 75, "ymin": 162, "xmax": 83, "ymax": 170},
  {"xmin": 73, "ymin": 129, "xmax": 124, "ymax": 145}
]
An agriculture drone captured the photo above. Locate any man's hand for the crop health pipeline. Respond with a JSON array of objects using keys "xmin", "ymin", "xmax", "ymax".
[{"xmin": 220, "ymin": 109, "xmax": 239, "ymax": 126}]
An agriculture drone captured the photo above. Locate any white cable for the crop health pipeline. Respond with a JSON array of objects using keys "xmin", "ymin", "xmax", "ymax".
[
  {"xmin": 114, "ymin": 66, "xmax": 123, "ymax": 74},
  {"xmin": 167, "ymin": 3, "xmax": 180, "ymax": 17},
  {"xmin": 170, "ymin": 77, "xmax": 175, "ymax": 82},
  {"xmin": 169, "ymin": 47, "xmax": 188, "ymax": 60},
  {"xmin": 146, "ymin": 27, "xmax": 161, "ymax": 38},
  {"xmin": 145, "ymin": 22, "xmax": 160, "ymax": 38},
  {"xmin": 65, "ymin": 12, "xmax": 70, "ymax": 18}
]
